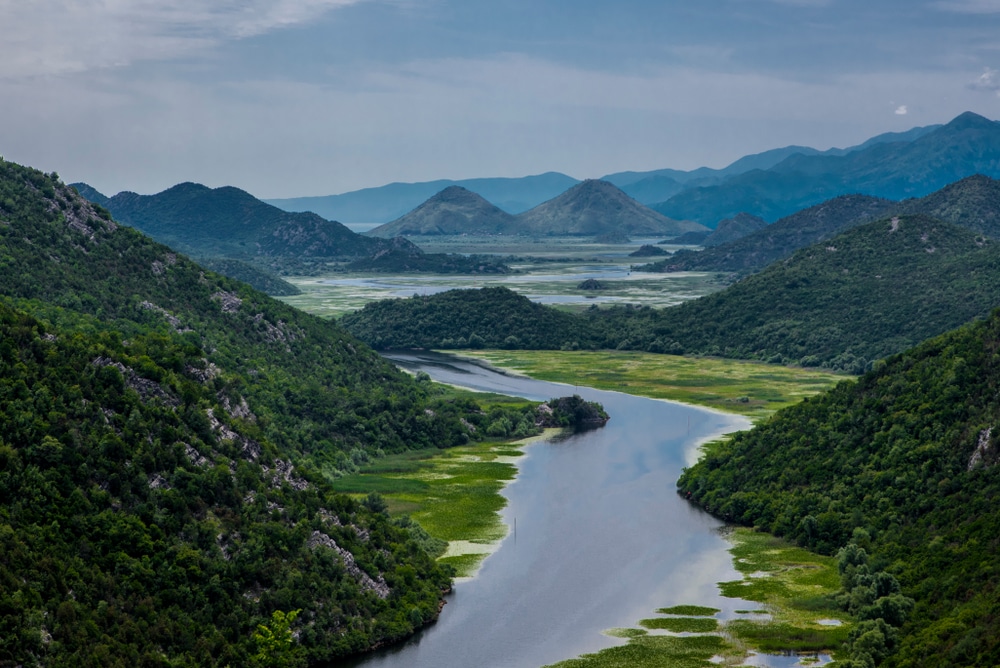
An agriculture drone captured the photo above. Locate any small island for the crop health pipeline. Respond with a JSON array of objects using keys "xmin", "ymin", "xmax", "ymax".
[
  {"xmin": 537, "ymin": 395, "xmax": 610, "ymax": 430},
  {"xmin": 629, "ymin": 244, "xmax": 669, "ymax": 257},
  {"xmin": 577, "ymin": 278, "xmax": 607, "ymax": 290}
]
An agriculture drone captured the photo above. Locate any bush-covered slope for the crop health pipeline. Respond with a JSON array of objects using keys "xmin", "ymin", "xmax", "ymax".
[
  {"xmin": 4, "ymin": 162, "xmax": 473, "ymax": 476},
  {"xmin": 618, "ymin": 214, "xmax": 1000, "ymax": 371},
  {"xmin": 677, "ymin": 310, "xmax": 1000, "ymax": 667},
  {"xmin": 0, "ymin": 298, "xmax": 452, "ymax": 666},
  {"xmin": 648, "ymin": 194, "xmax": 895, "ymax": 274},
  {"xmin": 340, "ymin": 287, "xmax": 595, "ymax": 351}
]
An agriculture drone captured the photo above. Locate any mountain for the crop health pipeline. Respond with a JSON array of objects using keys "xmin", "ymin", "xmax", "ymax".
[
  {"xmin": 601, "ymin": 123, "xmax": 942, "ymax": 204},
  {"xmin": 0, "ymin": 157, "xmax": 551, "ymax": 663},
  {"xmin": 702, "ymin": 212, "xmax": 768, "ymax": 247},
  {"xmin": 72, "ymin": 181, "xmax": 402, "ymax": 262},
  {"xmin": 677, "ymin": 310, "xmax": 1000, "ymax": 666},
  {"xmin": 654, "ymin": 174, "xmax": 1000, "ymax": 276},
  {"xmin": 514, "ymin": 179, "xmax": 707, "ymax": 237},
  {"xmin": 368, "ymin": 186, "xmax": 517, "ymax": 237},
  {"xmin": 651, "ymin": 194, "xmax": 895, "ymax": 274},
  {"xmin": 266, "ymin": 172, "xmax": 580, "ymax": 223},
  {"xmin": 651, "ymin": 112, "xmax": 1000, "ymax": 225}
]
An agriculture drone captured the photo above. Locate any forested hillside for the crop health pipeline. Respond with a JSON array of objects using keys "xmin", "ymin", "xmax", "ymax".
[
  {"xmin": 0, "ymin": 298, "xmax": 450, "ymax": 665},
  {"xmin": 340, "ymin": 287, "xmax": 593, "ymax": 351},
  {"xmin": 0, "ymin": 157, "xmax": 546, "ymax": 664},
  {"xmin": 677, "ymin": 310, "xmax": 1000, "ymax": 667}
]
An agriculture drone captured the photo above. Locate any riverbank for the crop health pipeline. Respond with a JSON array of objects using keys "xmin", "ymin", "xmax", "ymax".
[
  {"xmin": 453, "ymin": 350, "xmax": 848, "ymax": 421},
  {"xmin": 331, "ymin": 429, "xmax": 560, "ymax": 578}
]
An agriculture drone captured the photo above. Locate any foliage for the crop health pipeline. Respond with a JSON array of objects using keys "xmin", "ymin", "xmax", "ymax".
[
  {"xmin": 678, "ymin": 309, "xmax": 1000, "ymax": 666},
  {"xmin": 0, "ymin": 157, "xmax": 558, "ymax": 663},
  {"xmin": 0, "ymin": 296, "xmax": 450, "ymax": 666},
  {"xmin": 340, "ymin": 286, "xmax": 595, "ymax": 351}
]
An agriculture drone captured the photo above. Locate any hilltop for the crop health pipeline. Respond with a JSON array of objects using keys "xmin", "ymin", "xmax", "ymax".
[
  {"xmin": 368, "ymin": 186, "xmax": 516, "ymax": 237},
  {"xmin": 515, "ymin": 179, "xmax": 706, "ymax": 237},
  {"xmin": 73, "ymin": 181, "xmax": 509, "ymax": 276},
  {"xmin": 678, "ymin": 310, "xmax": 1000, "ymax": 666}
]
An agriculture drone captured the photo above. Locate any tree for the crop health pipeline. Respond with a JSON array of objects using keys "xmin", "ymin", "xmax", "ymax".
[{"xmin": 253, "ymin": 609, "xmax": 303, "ymax": 668}]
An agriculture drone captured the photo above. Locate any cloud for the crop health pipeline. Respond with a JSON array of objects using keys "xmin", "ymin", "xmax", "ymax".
[
  {"xmin": 931, "ymin": 0, "xmax": 1000, "ymax": 13},
  {"xmin": 969, "ymin": 67, "xmax": 1000, "ymax": 95},
  {"xmin": 895, "ymin": 105, "xmax": 909, "ymax": 114},
  {"xmin": 0, "ymin": 0, "xmax": 364, "ymax": 78}
]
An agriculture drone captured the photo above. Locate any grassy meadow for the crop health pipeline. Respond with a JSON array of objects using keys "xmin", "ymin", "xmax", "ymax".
[{"xmin": 458, "ymin": 349, "xmax": 849, "ymax": 420}]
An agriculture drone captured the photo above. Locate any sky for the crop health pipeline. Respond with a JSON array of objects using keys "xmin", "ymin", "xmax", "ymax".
[{"xmin": 1, "ymin": 0, "xmax": 999, "ymax": 199}]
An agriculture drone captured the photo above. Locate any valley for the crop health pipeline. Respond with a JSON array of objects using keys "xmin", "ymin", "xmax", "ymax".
[{"xmin": 278, "ymin": 236, "xmax": 726, "ymax": 318}]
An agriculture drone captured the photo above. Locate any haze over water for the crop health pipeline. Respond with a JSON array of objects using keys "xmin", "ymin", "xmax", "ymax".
[{"xmin": 347, "ymin": 352, "xmax": 751, "ymax": 668}]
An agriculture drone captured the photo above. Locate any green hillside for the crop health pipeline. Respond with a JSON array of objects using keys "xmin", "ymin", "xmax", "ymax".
[
  {"xmin": 651, "ymin": 174, "xmax": 1000, "ymax": 276},
  {"xmin": 677, "ymin": 310, "xmax": 1000, "ymax": 666},
  {"xmin": 74, "ymin": 182, "xmax": 390, "ymax": 261},
  {"xmin": 0, "ymin": 158, "xmax": 549, "ymax": 663},
  {"xmin": 340, "ymin": 286, "xmax": 593, "ymax": 350},
  {"xmin": 652, "ymin": 194, "xmax": 894, "ymax": 275},
  {"xmin": 619, "ymin": 214, "xmax": 1000, "ymax": 371},
  {"xmin": 0, "ymin": 297, "xmax": 449, "ymax": 666}
]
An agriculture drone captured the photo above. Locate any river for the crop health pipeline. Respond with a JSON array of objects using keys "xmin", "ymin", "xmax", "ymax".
[{"xmin": 343, "ymin": 351, "xmax": 776, "ymax": 668}]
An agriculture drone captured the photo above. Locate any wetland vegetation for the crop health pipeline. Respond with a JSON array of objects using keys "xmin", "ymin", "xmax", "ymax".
[{"xmin": 457, "ymin": 349, "xmax": 847, "ymax": 420}]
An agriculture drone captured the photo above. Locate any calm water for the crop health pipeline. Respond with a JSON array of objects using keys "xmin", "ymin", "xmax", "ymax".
[{"xmin": 343, "ymin": 352, "xmax": 794, "ymax": 668}]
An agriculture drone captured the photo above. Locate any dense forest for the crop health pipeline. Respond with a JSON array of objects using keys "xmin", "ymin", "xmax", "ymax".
[
  {"xmin": 677, "ymin": 309, "xmax": 1000, "ymax": 666},
  {"xmin": 0, "ymin": 158, "xmax": 591, "ymax": 664},
  {"xmin": 343, "ymin": 214, "xmax": 1000, "ymax": 373}
]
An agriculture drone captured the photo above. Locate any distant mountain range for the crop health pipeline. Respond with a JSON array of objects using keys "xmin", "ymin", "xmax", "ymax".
[
  {"xmin": 267, "ymin": 172, "xmax": 580, "ymax": 223},
  {"xmin": 652, "ymin": 174, "xmax": 1000, "ymax": 275},
  {"xmin": 650, "ymin": 112, "xmax": 1000, "ymax": 225},
  {"xmin": 265, "ymin": 116, "xmax": 973, "ymax": 226},
  {"xmin": 369, "ymin": 180, "xmax": 707, "ymax": 238}
]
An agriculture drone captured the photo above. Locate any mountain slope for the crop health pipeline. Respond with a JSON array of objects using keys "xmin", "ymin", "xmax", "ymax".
[
  {"xmin": 368, "ymin": 186, "xmax": 517, "ymax": 237},
  {"xmin": 702, "ymin": 212, "xmax": 768, "ymax": 247},
  {"xmin": 677, "ymin": 311, "xmax": 1000, "ymax": 666},
  {"xmin": 613, "ymin": 214, "xmax": 1000, "ymax": 371},
  {"xmin": 514, "ymin": 179, "xmax": 707, "ymax": 237},
  {"xmin": 655, "ymin": 174, "xmax": 1000, "ymax": 275},
  {"xmin": 651, "ymin": 194, "xmax": 895, "ymax": 274},
  {"xmin": 73, "ymin": 182, "xmax": 399, "ymax": 261},
  {"xmin": 652, "ymin": 112, "xmax": 1000, "ymax": 225},
  {"xmin": 0, "ymin": 158, "xmax": 501, "ymax": 663}
]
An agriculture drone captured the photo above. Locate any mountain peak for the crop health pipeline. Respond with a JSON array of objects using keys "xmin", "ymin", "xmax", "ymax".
[
  {"xmin": 943, "ymin": 111, "xmax": 996, "ymax": 131},
  {"xmin": 368, "ymin": 185, "xmax": 516, "ymax": 237}
]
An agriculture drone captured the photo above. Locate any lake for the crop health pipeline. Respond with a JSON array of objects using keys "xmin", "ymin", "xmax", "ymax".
[{"xmin": 343, "ymin": 351, "xmax": 761, "ymax": 668}]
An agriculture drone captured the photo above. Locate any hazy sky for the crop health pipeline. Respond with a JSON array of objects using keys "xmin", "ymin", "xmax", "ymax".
[{"xmin": 1, "ymin": 0, "xmax": 999, "ymax": 198}]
